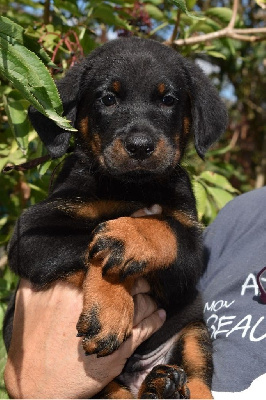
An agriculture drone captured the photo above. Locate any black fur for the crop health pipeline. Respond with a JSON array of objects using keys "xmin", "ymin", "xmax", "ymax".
[{"xmin": 5, "ymin": 37, "xmax": 227, "ymax": 398}]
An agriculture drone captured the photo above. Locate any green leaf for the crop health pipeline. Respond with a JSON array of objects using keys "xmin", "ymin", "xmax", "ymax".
[
  {"xmin": 169, "ymin": 0, "xmax": 204, "ymax": 20},
  {"xmin": 0, "ymin": 16, "xmax": 76, "ymax": 131},
  {"xmin": 28, "ymin": 183, "xmax": 47, "ymax": 195},
  {"xmin": 145, "ymin": 4, "xmax": 165, "ymax": 21},
  {"xmin": 92, "ymin": 4, "xmax": 131, "ymax": 29},
  {"xmin": 205, "ymin": 186, "xmax": 234, "ymax": 209},
  {"xmin": 38, "ymin": 159, "xmax": 53, "ymax": 176},
  {"xmin": 220, "ymin": 37, "xmax": 236, "ymax": 56},
  {"xmin": 0, "ymin": 16, "xmax": 55, "ymax": 67},
  {"xmin": 54, "ymin": 0, "xmax": 82, "ymax": 17},
  {"xmin": 0, "ymin": 34, "xmax": 76, "ymax": 131},
  {"xmin": 0, "ymin": 16, "xmax": 24, "ymax": 41},
  {"xmin": 206, "ymin": 7, "xmax": 239, "ymax": 25},
  {"xmin": 0, "ymin": 216, "xmax": 8, "ymax": 229},
  {"xmin": 207, "ymin": 50, "xmax": 227, "ymax": 60},
  {"xmin": 204, "ymin": 196, "xmax": 218, "ymax": 223},
  {"xmin": 199, "ymin": 171, "xmax": 238, "ymax": 193},
  {"xmin": 189, "ymin": 17, "xmax": 222, "ymax": 35},
  {"xmin": 186, "ymin": 0, "xmax": 196, "ymax": 8},
  {"xmin": 192, "ymin": 180, "xmax": 207, "ymax": 220},
  {"xmin": 3, "ymin": 92, "xmax": 30, "ymax": 153}
]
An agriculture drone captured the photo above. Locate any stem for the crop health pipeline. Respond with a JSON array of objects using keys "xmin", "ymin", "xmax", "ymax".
[
  {"xmin": 43, "ymin": 0, "xmax": 51, "ymax": 25},
  {"xmin": 228, "ymin": 0, "xmax": 239, "ymax": 30},
  {"xmin": 170, "ymin": 9, "xmax": 181, "ymax": 44}
]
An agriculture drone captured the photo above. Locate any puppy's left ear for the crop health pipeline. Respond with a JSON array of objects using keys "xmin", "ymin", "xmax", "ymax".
[{"xmin": 185, "ymin": 60, "xmax": 228, "ymax": 158}]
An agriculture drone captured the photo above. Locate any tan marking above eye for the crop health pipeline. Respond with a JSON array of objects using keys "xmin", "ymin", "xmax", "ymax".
[
  {"xmin": 112, "ymin": 80, "xmax": 121, "ymax": 93},
  {"xmin": 158, "ymin": 82, "xmax": 166, "ymax": 95}
]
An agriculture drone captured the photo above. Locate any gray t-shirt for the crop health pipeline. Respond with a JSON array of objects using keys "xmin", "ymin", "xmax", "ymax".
[{"xmin": 199, "ymin": 187, "xmax": 266, "ymax": 392}]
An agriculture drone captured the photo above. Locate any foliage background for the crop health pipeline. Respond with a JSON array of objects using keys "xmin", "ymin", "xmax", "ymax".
[{"xmin": 0, "ymin": 0, "xmax": 265, "ymax": 396}]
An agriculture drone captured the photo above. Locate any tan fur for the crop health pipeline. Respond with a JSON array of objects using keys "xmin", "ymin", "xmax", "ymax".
[
  {"xmin": 89, "ymin": 216, "xmax": 178, "ymax": 277},
  {"xmin": 112, "ymin": 80, "xmax": 121, "ymax": 93},
  {"xmin": 158, "ymin": 82, "xmax": 166, "ymax": 94},
  {"xmin": 78, "ymin": 261, "xmax": 135, "ymax": 356}
]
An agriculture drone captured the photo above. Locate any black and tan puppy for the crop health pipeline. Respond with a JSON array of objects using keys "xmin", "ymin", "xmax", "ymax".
[{"xmin": 6, "ymin": 37, "xmax": 227, "ymax": 398}]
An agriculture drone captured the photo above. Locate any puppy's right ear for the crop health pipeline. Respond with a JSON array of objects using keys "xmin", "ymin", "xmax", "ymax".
[{"xmin": 28, "ymin": 63, "xmax": 86, "ymax": 159}]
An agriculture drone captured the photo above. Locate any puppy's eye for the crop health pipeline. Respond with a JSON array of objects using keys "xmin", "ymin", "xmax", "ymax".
[
  {"xmin": 162, "ymin": 95, "xmax": 175, "ymax": 106},
  {"xmin": 101, "ymin": 95, "xmax": 116, "ymax": 106}
]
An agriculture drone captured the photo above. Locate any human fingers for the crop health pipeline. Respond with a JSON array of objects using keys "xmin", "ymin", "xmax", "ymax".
[
  {"xmin": 133, "ymin": 293, "xmax": 158, "ymax": 326},
  {"xmin": 120, "ymin": 307, "xmax": 166, "ymax": 358},
  {"xmin": 131, "ymin": 307, "xmax": 166, "ymax": 352}
]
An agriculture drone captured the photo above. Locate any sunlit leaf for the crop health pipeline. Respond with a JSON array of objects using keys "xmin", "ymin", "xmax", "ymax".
[
  {"xmin": 145, "ymin": 4, "xmax": 165, "ymax": 21},
  {"xmin": 28, "ymin": 183, "xmax": 47, "ymax": 195},
  {"xmin": 0, "ymin": 17, "xmax": 76, "ymax": 131},
  {"xmin": 38, "ymin": 159, "xmax": 53, "ymax": 176},
  {"xmin": 205, "ymin": 186, "xmax": 234, "ymax": 209},
  {"xmin": 0, "ymin": 16, "xmax": 55, "ymax": 67},
  {"xmin": 207, "ymin": 50, "xmax": 227, "ymax": 60},
  {"xmin": 199, "ymin": 171, "xmax": 238, "ymax": 193},
  {"xmin": 169, "ymin": 0, "xmax": 204, "ymax": 20},
  {"xmin": 192, "ymin": 180, "xmax": 207, "ymax": 220},
  {"xmin": 206, "ymin": 7, "xmax": 240, "ymax": 25}
]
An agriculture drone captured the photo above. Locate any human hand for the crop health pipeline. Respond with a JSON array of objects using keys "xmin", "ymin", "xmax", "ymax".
[{"xmin": 4, "ymin": 278, "xmax": 165, "ymax": 399}]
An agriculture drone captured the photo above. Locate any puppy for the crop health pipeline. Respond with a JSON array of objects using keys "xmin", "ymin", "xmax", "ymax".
[{"xmin": 6, "ymin": 37, "xmax": 227, "ymax": 398}]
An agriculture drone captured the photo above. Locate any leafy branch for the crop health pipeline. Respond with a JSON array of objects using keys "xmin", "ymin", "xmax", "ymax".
[
  {"xmin": 167, "ymin": 0, "xmax": 266, "ymax": 46},
  {"xmin": 0, "ymin": 16, "xmax": 76, "ymax": 132}
]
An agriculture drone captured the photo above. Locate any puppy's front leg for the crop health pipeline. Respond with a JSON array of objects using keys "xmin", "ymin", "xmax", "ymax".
[
  {"xmin": 87, "ymin": 214, "xmax": 178, "ymax": 280},
  {"xmin": 76, "ymin": 209, "xmax": 177, "ymax": 356},
  {"xmin": 76, "ymin": 259, "xmax": 135, "ymax": 357}
]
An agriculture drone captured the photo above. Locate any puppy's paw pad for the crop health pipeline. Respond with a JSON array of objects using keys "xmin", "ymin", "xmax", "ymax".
[{"xmin": 139, "ymin": 365, "xmax": 189, "ymax": 399}]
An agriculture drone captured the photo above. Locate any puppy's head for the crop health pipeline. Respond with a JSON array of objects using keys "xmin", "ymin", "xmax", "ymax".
[{"xmin": 29, "ymin": 38, "xmax": 227, "ymax": 181}]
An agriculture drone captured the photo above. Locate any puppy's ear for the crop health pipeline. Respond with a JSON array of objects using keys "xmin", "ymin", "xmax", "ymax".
[
  {"xmin": 184, "ymin": 60, "xmax": 228, "ymax": 158},
  {"xmin": 28, "ymin": 63, "xmax": 86, "ymax": 158}
]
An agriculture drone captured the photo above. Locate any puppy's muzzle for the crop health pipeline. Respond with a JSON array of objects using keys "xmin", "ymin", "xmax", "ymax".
[{"xmin": 124, "ymin": 133, "xmax": 155, "ymax": 160}]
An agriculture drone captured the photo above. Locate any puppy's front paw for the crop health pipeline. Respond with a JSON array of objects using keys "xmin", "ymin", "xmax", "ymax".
[
  {"xmin": 88, "ymin": 216, "xmax": 177, "ymax": 280},
  {"xmin": 76, "ymin": 265, "xmax": 134, "ymax": 356},
  {"xmin": 139, "ymin": 365, "xmax": 190, "ymax": 399}
]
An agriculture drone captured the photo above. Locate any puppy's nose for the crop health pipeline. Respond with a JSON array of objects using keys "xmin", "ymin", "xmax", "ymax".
[{"xmin": 124, "ymin": 133, "xmax": 155, "ymax": 160}]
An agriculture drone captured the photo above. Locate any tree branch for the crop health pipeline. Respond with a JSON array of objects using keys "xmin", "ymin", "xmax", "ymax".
[
  {"xmin": 228, "ymin": 0, "xmax": 239, "ymax": 30},
  {"xmin": 171, "ymin": 0, "xmax": 266, "ymax": 47}
]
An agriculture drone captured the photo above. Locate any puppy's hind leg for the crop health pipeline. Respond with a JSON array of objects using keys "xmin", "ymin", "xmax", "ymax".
[
  {"xmin": 178, "ymin": 321, "xmax": 213, "ymax": 399},
  {"xmin": 138, "ymin": 322, "xmax": 213, "ymax": 399}
]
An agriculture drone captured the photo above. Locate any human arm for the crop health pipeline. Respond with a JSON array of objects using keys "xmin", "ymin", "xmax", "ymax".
[{"xmin": 4, "ymin": 278, "xmax": 165, "ymax": 399}]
